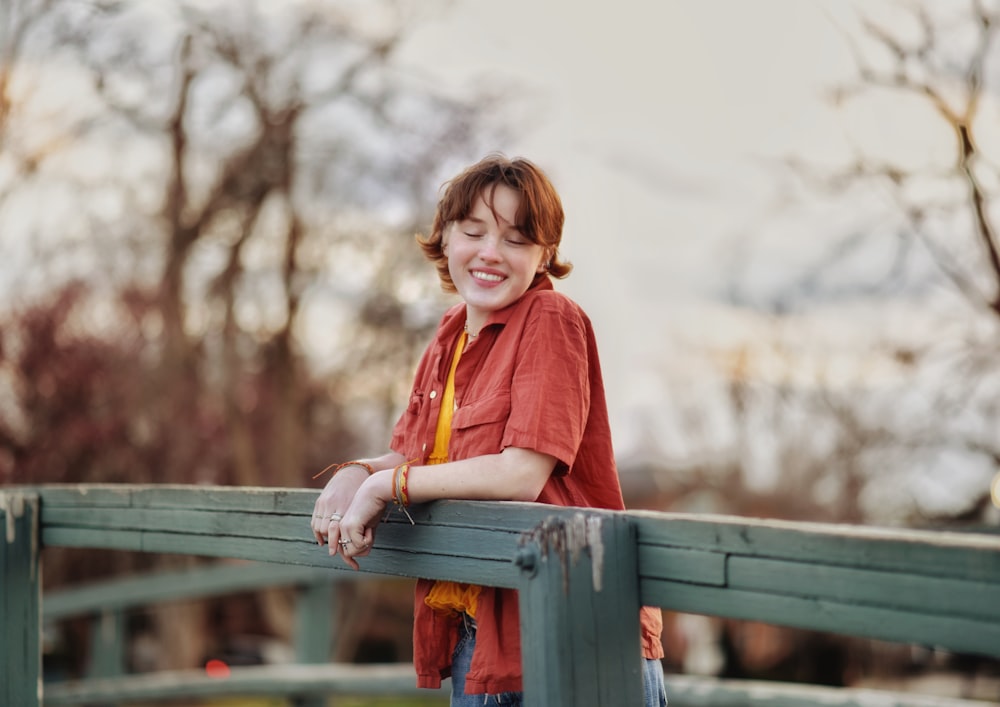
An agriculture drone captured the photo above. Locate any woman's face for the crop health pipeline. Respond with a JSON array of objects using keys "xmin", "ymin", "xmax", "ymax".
[{"xmin": 444, "ymin": 184, "xmax": 547, "ymax": 331}]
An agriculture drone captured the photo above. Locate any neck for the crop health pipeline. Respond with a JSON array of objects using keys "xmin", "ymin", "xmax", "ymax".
[{"xmin": 464, "ymin": 307, "xmax": 485, "ymax": 338}]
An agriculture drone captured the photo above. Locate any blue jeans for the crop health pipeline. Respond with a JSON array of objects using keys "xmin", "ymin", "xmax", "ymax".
[
  {"xmin": 450, "ymin": 615, "xmax": 522, "ymax": 706},
  {"xmin": 450, "ymin": 616, "xmax": 667, "ymax": 706},
  {"xmin": 643, "ymin": 655, "xmax": 668, "ymax": 706}
]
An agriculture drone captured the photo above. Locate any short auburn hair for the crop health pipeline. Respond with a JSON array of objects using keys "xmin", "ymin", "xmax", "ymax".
[{"xmin": 416, "ymin": 154, "xmax": 572, "ymax": 293}]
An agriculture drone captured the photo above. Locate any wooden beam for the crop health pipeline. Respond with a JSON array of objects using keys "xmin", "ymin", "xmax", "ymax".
[
  {"xmin": 41, "ymin": 663, "xmax": 445, "ymax": 705},
  {"xmin": 632, "ymin": 511, "xmax": 1000, "ymax": 658},
  {"xmin": 663, "ymin": 674, "xmax": 993, "ymax": 707},
  {"xmin": 44, "ymin": 562, "xmax": 345, "ymax": 620}
]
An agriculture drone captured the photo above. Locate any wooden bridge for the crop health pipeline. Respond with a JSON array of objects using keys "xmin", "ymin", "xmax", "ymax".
[{"xmin": 2, "ymin": 484, "xmax": 999, "ymax": 706}]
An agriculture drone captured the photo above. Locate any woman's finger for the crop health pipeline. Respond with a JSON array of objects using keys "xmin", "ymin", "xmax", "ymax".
[
  {"xmin": 337, "ymin": 534, "xmax": 360, "ymax": 570},
  {"xmin": 311, "ymin": 509, "xmax": 344, "ymax": 547},
  {"xmin": 323, "ymin": 514, "xmax": 344, "ymax": 554},
  {"xmin": 311, "ymin": 509, "xmax": 327, "ymax": 545},
  {"xmin": 352, "ymin": 527, "xmax": 375, "ymax": 558}
]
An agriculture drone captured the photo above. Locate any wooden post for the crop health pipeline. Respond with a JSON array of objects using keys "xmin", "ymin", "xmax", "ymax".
[
  {"xmin": 294, "ymin": 578, "xmax": 335, "ymax": 664},
  {"xmin": 86, "ymin": 609, "xmax": 127, "ymax": 679},
  {"xmin": 517, "ymin": 512, "xmax": 642, "ymax": 707},
  {"xmin": 292, "ymin": 577, "xmax": 335, "ymax": 707},
  {"xmin": 1, "ymin": 492, "xmax": 41, "ymax": 707}
]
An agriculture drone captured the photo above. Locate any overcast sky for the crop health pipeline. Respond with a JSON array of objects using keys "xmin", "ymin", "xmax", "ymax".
[{"xmin": 395, "ymin": 0, "xmax": 897, "ymax": 450}]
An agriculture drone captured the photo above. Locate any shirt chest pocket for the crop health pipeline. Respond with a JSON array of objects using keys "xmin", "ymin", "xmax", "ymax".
[
  {"xmin": 405, "ymin": 391, "xmax": 425, "ymax": 417},
  {"xmin": 450, "ymin": 391, "xmax": 512, "ymax": 454}
]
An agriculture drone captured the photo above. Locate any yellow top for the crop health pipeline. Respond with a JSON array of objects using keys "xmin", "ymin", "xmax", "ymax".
[{"xmin": 423, "ymin": 331, "xmax": 482, "ymax": 617}]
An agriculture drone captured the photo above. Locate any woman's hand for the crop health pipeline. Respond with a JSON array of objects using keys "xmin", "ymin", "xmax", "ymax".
[
  {"xmin": 335, "ymin": 469, "xmax": 394, "ymax": 570},
  {"xmin": 310, "ymin": 465, "xmax": 371, "ymax": 551}
]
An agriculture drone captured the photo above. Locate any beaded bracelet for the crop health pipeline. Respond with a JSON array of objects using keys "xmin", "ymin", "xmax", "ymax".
[{"xmin": 312, "ymin": 460, "xmax": 376, "ymax": 481}]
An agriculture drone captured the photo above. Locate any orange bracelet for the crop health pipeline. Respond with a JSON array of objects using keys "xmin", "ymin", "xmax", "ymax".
[
  {"xmin": 399, "ymin": 463, "xmax": 411, "ymax": 506},
  {"xmin": 390, "ymin": 461, "xmax": 416, "ymax": 525},
  {"xmin": 312, "ymin": 460, "xmax": 375, "ymax": 481}
]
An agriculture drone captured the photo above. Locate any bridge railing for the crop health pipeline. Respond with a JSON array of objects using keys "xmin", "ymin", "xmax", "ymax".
[{"xmin": 3, "ymin": 484, "xmax": 999, "ymax": 707}]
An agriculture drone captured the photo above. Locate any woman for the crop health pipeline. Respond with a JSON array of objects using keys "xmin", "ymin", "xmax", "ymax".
[{"xmin": 310, "ymin": 154, "xmax": 667, "ymax": 706}]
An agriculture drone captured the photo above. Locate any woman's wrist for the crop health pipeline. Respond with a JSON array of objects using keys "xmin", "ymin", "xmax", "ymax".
[
  {"xmin": 366, "ymin": 468, "xmax": 396, "ymax": 503},
  {"xmin": 320, "ymin": 464, "xmax": 369, "ymax": 493},
  {"xmin": 313, "ymin": 459, "xmax": 375, "ymax": 482}
]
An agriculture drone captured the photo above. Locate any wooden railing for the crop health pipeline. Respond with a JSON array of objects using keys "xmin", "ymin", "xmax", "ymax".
[
  {"xmin": 40, "ymin": 561, "xmax": 438, "ymax": 706},
  {"xmin": 3, "ymin": 484, "xmax": 999, "ymax": 707}
]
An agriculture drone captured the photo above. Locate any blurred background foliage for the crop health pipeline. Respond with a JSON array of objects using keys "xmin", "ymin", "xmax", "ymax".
[{"xmin": 0, "ymin": 0, "xmax": 498, "ymax": 493}]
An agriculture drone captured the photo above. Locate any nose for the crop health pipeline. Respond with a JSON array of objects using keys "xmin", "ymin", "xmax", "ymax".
[{"xmin": 477, "ymin": 234, "xmax": 502, "ymax": 262}]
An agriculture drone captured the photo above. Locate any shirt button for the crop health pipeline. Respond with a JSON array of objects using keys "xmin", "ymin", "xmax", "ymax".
[{"xmin": 429, "ymin": 390, "xmax": 437, "ymax": 399}]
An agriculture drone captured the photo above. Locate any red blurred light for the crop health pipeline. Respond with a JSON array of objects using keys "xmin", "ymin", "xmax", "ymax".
[{"xmin": 205, "ymin": 659, "xmax": 231, "ymax": 678}]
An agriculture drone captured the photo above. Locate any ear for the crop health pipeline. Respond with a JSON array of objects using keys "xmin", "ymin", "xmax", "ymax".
[
  {"xmin": 536, "ymin": 249, "xmax": 552, "ymax": 273},
  {"xmin": 441, "ymin": 225, "xmax": 451, "ymax": 255}
]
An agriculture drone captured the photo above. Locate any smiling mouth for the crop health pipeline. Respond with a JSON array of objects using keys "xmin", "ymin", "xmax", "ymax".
[{"xmin": 471, "ymin": 270, "xmax": 504, "ymax": 283}]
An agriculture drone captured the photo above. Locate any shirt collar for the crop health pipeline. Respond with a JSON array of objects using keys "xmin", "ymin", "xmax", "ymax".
[{"xmin": 439, "ymin": 276, "xmax": 553, "ymax": 340}]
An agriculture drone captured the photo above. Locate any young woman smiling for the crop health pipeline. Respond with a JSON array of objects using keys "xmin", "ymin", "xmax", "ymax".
[{"xmin": 310, "ymin": 154, "xmax": 667, "ymax": 707}]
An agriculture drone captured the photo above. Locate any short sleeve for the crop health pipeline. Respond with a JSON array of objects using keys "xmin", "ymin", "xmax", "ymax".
[{"xmin": 501, "ymin": 300, "xmax": 590, "ymax": 470}]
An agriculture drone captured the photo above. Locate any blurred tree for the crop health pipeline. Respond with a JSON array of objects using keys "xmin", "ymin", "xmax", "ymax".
[
  {"xmin": 0, "ymin": 0, "xmax": 503, "ymax": 673},
  {"xmin": 770, "ymin": 0, "xmax": 1000, "ymax": 525},
  {"xmin": 642, "ymin": 1, "xmax": 1000, "ymax": 528},
  {"xmin": 0, "ymin": 0, "xmax": 499, "ymax": 489}
]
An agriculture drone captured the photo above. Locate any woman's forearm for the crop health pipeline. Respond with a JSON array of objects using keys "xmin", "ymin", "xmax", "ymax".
[
  {"xmin": 363, "ymin": 451, "xmax": 407, "ymax": 473},
  {"xmin": 404, "ymin": 447, "xmax": 557, "ymax": 504}
]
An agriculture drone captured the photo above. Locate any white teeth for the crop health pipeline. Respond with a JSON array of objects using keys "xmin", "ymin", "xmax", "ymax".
[{"xmin": 472, "ymin": 271, "xmax": 503, "ymax": 282}]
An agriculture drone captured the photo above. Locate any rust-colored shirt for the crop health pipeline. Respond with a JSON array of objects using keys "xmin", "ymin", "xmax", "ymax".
[{"xmin": 390, "ymin": 277, "xmax": 664, "ymax": 694}]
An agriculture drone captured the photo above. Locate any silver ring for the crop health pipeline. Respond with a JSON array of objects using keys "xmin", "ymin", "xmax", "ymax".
[
  {"xmin": 338, "ymin": 539, "xmax": 351, "ymax": 547},
  {"xmin": 328, "ymin": 513, "xmax": 343, "ymax": 521}
]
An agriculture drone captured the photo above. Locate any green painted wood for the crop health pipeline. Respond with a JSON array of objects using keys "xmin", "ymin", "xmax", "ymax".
[
  {"xmin": 294, "ymin": 580, "xmax": 334, "ymax": 664},
  {"xmin": 42, "ymin": 524, "xmax": 524, "ymax": 589},
  {"xmin": 40, "ymin": 500, "xmax": 555, "ymax": 563},
  {"xmin": 728, "ymin": 555, "xmax": 1000, "ymax": 622},
  {"xmin": 32, "ymin": 485, "xmax": 593, "ymax": 531},
  {"xmin": 637, "ymin": 544, "xmax": 726, "ymax": 586},
  {"xmin": 41, "ymin": 663, "xmax": 447, "ymax": 705},
  {"xmin": 44, "ymin": 562, "xmax": 344, "ymax": 620},
  {"xmin": 35, "ymin": 484, "xmax": 310, "ymax": 513},
  {"xmin": 40, "ymin": 670, "xmax": 995, "ymax": 707},
  {"xmin": 662, "ymin": 675, "xmax": 994, "ymax": 707},
  {"xmin": 634, "ymin": 511, "xmax": 1000, "ymax": 582},
  {"xmin": 86, "ymin": 609, "xmax": 126, "ymax": 679},
  {"xmin": 35, "ymin": 485, "xmax": 1000, "ymax": 644},
  {"xmin": 1, "ymin": 492, "xmax": 41, "ymax": 707},
  {"xmin": 42, "ymin": 507, "xmax": 522, "ymax": 566},
  {"xmin": 518, "ymin": 513, "xmax": 643, "ymax": 707},
  {"xmin": 641, "ymin": 578, "xmax": 1000, "ymax": 658},
  {"xmin": 292, "ymin": 582, "xmax": 335, "ymax": 707},
  {"xmin": 16, "ymin": 483, "xmax": 1000, "ymax": 703}
]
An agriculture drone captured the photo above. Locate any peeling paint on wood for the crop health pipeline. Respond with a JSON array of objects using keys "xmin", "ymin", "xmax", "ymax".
[
  {"xmin": 1, "ymin": 492, "xmax": 39, "ymax": 582},
  {"xmin": 2, "ymin": 491, "xmax": 25, "ymax": 543},
  {"xmin": 519, "ymin": 513, "xmax": 606, "ymax": 593}
]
